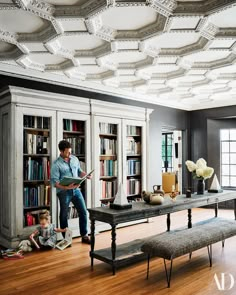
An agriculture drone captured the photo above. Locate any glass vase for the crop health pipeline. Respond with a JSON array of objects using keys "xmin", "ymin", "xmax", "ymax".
[{"xmin": 197, "ymin": 179, "xmax": 205, "ymax": 195}]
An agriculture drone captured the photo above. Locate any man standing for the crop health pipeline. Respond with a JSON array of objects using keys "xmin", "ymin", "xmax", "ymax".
[{"xmin": 51, "ymin": 140, "xmax": 91, "ymax": 244}]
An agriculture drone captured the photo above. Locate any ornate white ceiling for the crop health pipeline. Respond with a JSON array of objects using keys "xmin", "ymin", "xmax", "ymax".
[{"xmin": 0, "ymin": 0, "xmax": 236, "ymax": 110}]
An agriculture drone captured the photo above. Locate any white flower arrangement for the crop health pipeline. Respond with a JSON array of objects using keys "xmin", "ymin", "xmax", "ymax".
[{"xmin": 185, "ymin": 158, "xmax": 214, "ymax": 180}]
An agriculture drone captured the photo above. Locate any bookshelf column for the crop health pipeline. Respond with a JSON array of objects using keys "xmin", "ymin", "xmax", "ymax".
[
  {"xmin": 91, "ymin": 100, "xmax": 153, "ymax": 216},
  {"xmin": 57, "ymin": 111, "xmax": 91, "ymax": 237},
  {"xmin": 0, "ymin": 86, "xmax": 90, "ymax": 247}
]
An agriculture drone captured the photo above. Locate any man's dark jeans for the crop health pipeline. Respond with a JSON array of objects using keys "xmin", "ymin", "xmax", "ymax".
[{"xmin": 57, "ymin": 189, "xmax": 88, "ymax": 237}]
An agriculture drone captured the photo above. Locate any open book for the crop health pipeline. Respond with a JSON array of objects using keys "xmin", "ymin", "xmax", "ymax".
[
  {"xmin": 56, "ymin": 229, "xmax": 73, "ymax": 250},
  {"xmin": 59, "ymin": 169, "xmax": 94, "ymax": 186}
]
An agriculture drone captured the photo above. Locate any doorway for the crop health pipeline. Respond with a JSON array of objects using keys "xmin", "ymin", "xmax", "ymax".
[{"xmin": 161, "ymin": 130, "xmax": 182, "ymax": 194}]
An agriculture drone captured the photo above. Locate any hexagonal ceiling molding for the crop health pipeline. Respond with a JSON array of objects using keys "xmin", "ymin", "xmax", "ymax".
[
  {"xmin": 0, "ymin": 41, "xmax": 23, "ymax": 60},
  {"xmin": 1, "ymin": 0, "xmax": 236, "ymax": 110},
  {"xmin": 86, "ymin": 5, "xmax": 167, "ymax": 41}
]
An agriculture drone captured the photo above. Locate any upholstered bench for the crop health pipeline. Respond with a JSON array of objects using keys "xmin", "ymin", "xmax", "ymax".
[{"xmin": 141, "ymin": 218, "xmax": 236, "ymax": 287}]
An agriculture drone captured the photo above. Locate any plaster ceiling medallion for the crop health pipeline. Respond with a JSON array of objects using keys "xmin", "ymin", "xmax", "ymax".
[{"xmin": 1, "ymin": 0, "xmax": 236, "ymax": 110}]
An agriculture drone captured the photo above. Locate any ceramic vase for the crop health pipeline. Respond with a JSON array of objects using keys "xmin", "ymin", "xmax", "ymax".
[{"xmin": 197, "ymin": 179, "xmax": 205, "ymax": 195}]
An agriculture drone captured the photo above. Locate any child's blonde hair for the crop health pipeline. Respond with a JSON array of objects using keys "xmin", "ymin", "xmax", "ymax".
[{"xmin": 39, "ymin": 210, "xmax": 50, "ymax": 222}]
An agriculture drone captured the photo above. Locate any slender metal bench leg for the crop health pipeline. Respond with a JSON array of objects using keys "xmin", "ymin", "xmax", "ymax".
[
  {"xmin": 164, "ymin": 258, "xmax": 173, "ymax": 288},
  {"xmin": 146, "ymin": 254, "xmax": 150, "ymax": 279},
  {"xmin": 207, "ymin": 245, "xmax": 212, "ymax": 267},
  {"xmin": 222, "ymin": 240, "xmax": 225, "ymax": 248}
]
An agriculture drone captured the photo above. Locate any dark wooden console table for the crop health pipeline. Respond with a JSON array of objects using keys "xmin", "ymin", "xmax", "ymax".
[{"xmin": 88, "ymin": 191, "xmax": 236, "ymax": 275}]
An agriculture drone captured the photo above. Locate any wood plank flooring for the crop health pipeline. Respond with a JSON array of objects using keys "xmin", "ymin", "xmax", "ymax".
[{"xmin": 1, "ymin": 208, "xmax": 236, "ymax": 295}]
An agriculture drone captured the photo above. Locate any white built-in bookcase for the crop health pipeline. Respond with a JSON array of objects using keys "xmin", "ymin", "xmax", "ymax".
[{"xmin": 0, "ymin": 86, "xmax": 152, "ymax": 247}]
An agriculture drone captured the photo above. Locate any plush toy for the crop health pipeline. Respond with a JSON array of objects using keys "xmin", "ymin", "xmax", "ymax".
[{"xmin": 18, "ymin": 240, "xmax": 32, "ymax": 252}]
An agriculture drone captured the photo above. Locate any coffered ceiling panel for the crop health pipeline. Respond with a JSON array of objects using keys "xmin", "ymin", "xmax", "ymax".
[
  {"xmin": 0, "ymin": 40, "xmax": 14, "ymax": 52},
  {"xmin": 57, "ymin": 34, "xmax": 106, "ymax": 51},
  {"xmin": 101, "ymin": 7, "xmax": 157, "ymax": 30},
  {"xmin": 0, "ymin": 9, "xmax": 47, "ymax": 33},
  {"xmin": 209, "ymin": 6, "xmax": 236, "ymax": 28},
  {"xmin": 27, "ymin": 53, "xmax": 67, "ymax": 65},
  {"xmin": 45, "ymin": 0, "xmax": 86, "ymax": 5},
  {"xmin": 1, "ymin": 0, "xmax": 236, "ymax": 110},
  {"xmin": 144, "ymin": 32, "xmax": 200, "ymax": 49}
]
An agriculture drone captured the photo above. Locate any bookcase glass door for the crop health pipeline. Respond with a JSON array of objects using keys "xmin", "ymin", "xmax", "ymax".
[
  {"xmin": 57, "ymin": 112, "xmax": 91, "ymax": 237},
  {"xmin": 123, "ymin": 120, "xmax": 147, "ymax": 203},
  {"xmin": 93, "ymin": 116, "xmax": 122, "ymax": 207},
  {"xmin": 23, "ymin": 115, "xmax": 51, "ymax": 227}
]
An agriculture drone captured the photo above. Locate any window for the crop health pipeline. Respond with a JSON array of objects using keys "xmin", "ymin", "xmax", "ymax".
[
  {"xmin": 162, "ymin": 133, "xmax": 173, "ymax": 172},
  {"xmin": 220, "ymin": 129, "xmax": 236, "ymax": 187}
]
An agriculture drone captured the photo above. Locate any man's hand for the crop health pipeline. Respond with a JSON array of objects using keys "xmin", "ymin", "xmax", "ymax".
[{"xmin": 67, "ymin": 183, "xmax": 80, "ymax": 190}]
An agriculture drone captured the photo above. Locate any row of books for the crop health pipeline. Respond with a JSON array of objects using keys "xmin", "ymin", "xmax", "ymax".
[
  {"xmin": 100, "ymin": 138, "xmax": 117, "ymax": 155},
  {"xmin": 99, "ymin": 123, "xmax": 117, "ymax": 135},
  {"xmin": 127, "ymin": 178, "xmax": 141, "ymax": 195},
  {"xmin": 23, "ymin": 185, "xmax": 50, "ymax": 208},
  {"xmin": 24, "ymin": 157, "xmax": 50, "ymax": 181},
  {"xmin": 63, "ymin": 119, "xmax": 84, "ymax": 132},
  {"xmin": 127, "ymin": 159, "xmax": 141, "ymax": 175},
  {"xmin": 24, "ymin": 133, "xmax": 50, "ymax": 154},
  {"xmin": 24, "ymin": 115, "xmax": 50, "ymax": 129},
  {"xmin": 24, "ymin": 209, "xmax": 48, "ymax": 227},
  {"xmin": 100, "ymin": 179, "xmax": 118, "ymax": 199},
  {"xmin": 126, "ymin": 125, "xmax": 141, "ymax": 136},
  {"xmin": 68, "ymin": 205, "xmax": 78, "ymax": 219},
  {"xmin": 100, "ymin": 160, "xmax": 117, "ymax": 177},
  {"xmin": 63, "ymin": 137, "xmax": 85, "ymax": 155},
  {"xmin": 126, "ymin": 137, "xmax": 141, "ymax": 155}
]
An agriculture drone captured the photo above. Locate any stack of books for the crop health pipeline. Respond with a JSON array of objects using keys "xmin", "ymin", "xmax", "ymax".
[{"xmin": 1, "ymin": 249, "xmax": 24, "ymax": 260}]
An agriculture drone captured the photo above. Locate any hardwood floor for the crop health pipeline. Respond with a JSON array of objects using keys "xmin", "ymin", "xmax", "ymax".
[{"xmin": 1, "ymin": 208, "xmax": 236, "ymax": 295}]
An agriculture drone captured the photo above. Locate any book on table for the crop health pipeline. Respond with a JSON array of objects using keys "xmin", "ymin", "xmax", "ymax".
[
  {"xmin": 56, "ymin": 229, "xmax": 73, "ymax": 250},
  {"xmin": 59, "ymin": 169, "xmax": 94, "ymax": 186}
]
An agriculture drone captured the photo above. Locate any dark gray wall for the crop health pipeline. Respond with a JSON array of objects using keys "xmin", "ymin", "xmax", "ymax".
[
  {"xmin": 190, "ymin": 105, "xmax": 236, "ymax": 192},
  {"xmin": 0, "ymin": 74, "xmax": 189, "ymax": 191},
  {"xmin": 207, "ymin": 119, "xmax": 236, "ymax": 182}
]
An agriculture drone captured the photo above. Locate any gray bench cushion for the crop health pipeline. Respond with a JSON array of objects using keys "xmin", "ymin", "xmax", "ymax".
[{"xmin": 141, "ymin": 218, "xmax": 236, "ymax": 260}]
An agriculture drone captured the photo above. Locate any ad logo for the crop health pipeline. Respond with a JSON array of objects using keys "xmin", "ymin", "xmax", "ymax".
[{"xmin": 214, "ymin": 273, "xmax": 235, "ymax": 291}]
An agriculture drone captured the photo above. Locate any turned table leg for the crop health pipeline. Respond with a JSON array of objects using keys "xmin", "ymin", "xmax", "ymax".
[
  {"xmin": 215, "ymin": 203, "xmax": 218, "ymax": 217},
  {"xmin": 167, "ymin": 213, "xmax": 171, "ymax": 231},
  {"xmin": 188, "ymin": 209, "xmax": 192, "ymax": 228},
  {"xmin": 111, "ymin": 224, "xmax": 117, "ymax": 275},
  {"xmin": 234, "ymin": 199, "xmax": 236, "ymax": 220},
  {"xmin": 90, "ymin": 218, "xmax": 95, "ymax": 269}
]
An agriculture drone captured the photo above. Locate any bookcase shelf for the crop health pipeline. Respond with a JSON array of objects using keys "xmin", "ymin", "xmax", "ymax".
[
  {"xmin": 24, "ymin": 128, "xmax": 50, "ymax": 132},
  {"xmin": 24, "ymin": 205, "xmax": 50, "ymax": 210},
  {"xmin": 99, "ymin": 133, "xmax": 117, "ymax": 138},
  {"xmin": 100, "ymin": 176, "xmax": 117, "ymax": 180},
  {"xmin": 23, "ymin": 154, "xmax": 50, "ymax": 157},
  {"xmin": 23, "ymin": 180, "xmax": 50, "ymax": 183},
  {"xmin": 63, "ymin": 130, "xmax": 84, "ymax": 135}
]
